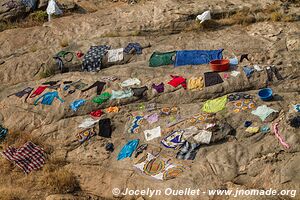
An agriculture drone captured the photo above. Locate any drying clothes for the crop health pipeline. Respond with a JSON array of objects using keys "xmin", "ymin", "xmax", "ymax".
[
  {"xmin": 243, "ymin": 66, "xmax": 254, "ymax": 78},
  {"xmin": 46, "ymin": 0, "xmax": 62, "ymax": 16},
  {"xmin": 123, "ymin": 43, "xmax": 142, "ymax": 54},
  {"xmin": 78, "ymin": 118, "xmax": 100, "ymax": 129},
  {"xmin": 145, "ymin": 113, "xmax": 159, "ymax": 124},
  {"xmin": 260, "ymin": 125, "xmax": 270, "ymax": 133},
  {"xmin": 135, "ymin": 144, "xmax": 148, "ymax": 158},
  {"xmin": 240, "ymin": 54, "xmax": 249, "ymax": 62},
  {"xmin": 81, "ymin": 81, "xmax": 106, "ymax": 95},
  {"xmin": 98, "ymin": 118, "xmax": 112, "ymax": 138},
  {"xmin": 244, "ymin": 121, "xmax": 252, "ymax": 127},
  {"xmin": 229, "ymin": 57, "xmax": 239, "ymax": 66},
  {"xmin": 92, "ymin": 92, "xmax": 112, "ymax": 104},
  {"xmin": 152, "ymin": 82, "xmax": 164, "ymax": 93},
  {"xmin": 193, "ymin": 130, "xmax": 212, "ymax": 144},
  {"xmin": 120, "ymin": 78, "xmax": 141, "ymax": 87},
  {"xmin": 289, "ymin": 116, "xmax": 300, "ymax": 128},
  {"xmin": 128, "ymin": 116, "xmax": 143, "ymax": 134},
  {"xmin": 132, "ymin": 86, "xmax": 148, "ymax": 98},
  {"xmin": 110, "ymin": 89, "xmax": 133, "ymax": 100},
  {"xmin": 251, "ymin": 105, "xmax": 278, "ymax": 121},
  {"xmin": 202, "ymin": 95, "xmax": 227, "ymax": 113},
  {"xmin": 245, "ymin": 127, "xmax": 259, "ymax": 134},
  {"xmin": 117, "ymin": 139, "xmax": 139, "ymax": 160},
  {"xmin": 266, "ymin": 67, "xmax": 273, "ymax": 82},
  {"xmin": 273, "ymin": 123, "xmax": 290, "ymax": 149},
  {"xmin": 71, "ymin": 80, "xmax": 88, "ymax": 90},
  {"xmin": 1, "ymin": 142, "xmax": 45, "ymax": 174},
  {"xmin": 100, "ymin": 76, "xmax": 118, "ymax": 82},
  {"xmin": 174, "ymin": 49, "xmax": 223, "ymax": 67},
  {"xmin": 70, "ymin": 99, "xmax": 86, "ymax": 112},
  {"xmin": 228, "ymin": 93, "xmax": 252, "ymax": 101},
  {"xmin": 254, "ymin": 65, "xmax": 263, "ymax": 72},
  {"xmin": 231, "ymin": 99, "xmax": 256, "ymax": 113},
  {"xmin": 187, "ymin": 77, "xmax": 204, "ymax": 90},
  {"xmin": 176, "ymin": 142, "xmax": 200, "ymax": 160},
  {"xmin": 7, "ymin": 87, "xmax": 33, "ymax": 101},
  {"xmin": 209, "ymin": 122, "xmax": 235, "ymax": 143},
  {"xmin": 161, "ymin": 130, "xmax": 185, "ymax": 149},
  {"xmin": 144, "ymin": 126, "xmax": 161, "ymax": 141},
  {"xmin": 75, "ymin": 128, "xmax": 96, "ymax": 143},
  {"xmin": 134, "ymin": 153, "xmax": 184, "ymax": 180},
  {"xmin": 204, "ymin": 72, "xmax": 224, "ymax": 87},
  {"xmin": 293, "ymin": 104, "xmax": 300, "ymax": 112},
  {"xmin": 168, "ymin": 75, "xmax": 187, "ymax": 89},
  {"xmin": 48, "ymin": 84, "xmax": 61, "ymax": 90},
  {"xmin": 190, "ymin": 113, "xmax": 215, "ymax": 123},
  {"xmin": 90, "ymin": 109, "xmax": 103, "ymax": 118},
  {"xmin": 30, "ymin": 86, "xmax": 48, "ymax": 98},
  {"xmin": 106, "ymin": 106, "xmax": 119, "ymax": 113},
  {"xmin": 107, "ymin": 48, "xmax": 124, "ymax": 62},
  {"xmin": 146, "ymin": 103, "xmax": 156, "ymax": 111},
  {"xmin": 82, "ymin": 45, "xmax": 110, "ymax": 72},
  {"xmin": 271, "ymin": 66, "xmax": 284, "ymax": 80},
  {"xmin": 231, "ymin": 70, "xmax": 241, "ymax": 77},
  {"xmin": 0, "ymin": 125, "xmax": 8, "ymax": 141},
  {"xmin": 21, "ymin": 0, "xmax": 36, "ymax": 9},
  {"xmin": 34, "ymin": 91, "xmax": 64, "ymax": 106},
  {"xmin": 42, "ymin": 80, "xmax": 59, "ymax": 86},
  {"xmin": 149, "ymin": 51, "xmax": 176, "ymax": 67},
  {"xmin": 183, "ymin": 126, "xmax": 198, "ymax": 138},
  {"xmin": 196, "ymin": 10, "xmax": 211, "ymax": 23}
]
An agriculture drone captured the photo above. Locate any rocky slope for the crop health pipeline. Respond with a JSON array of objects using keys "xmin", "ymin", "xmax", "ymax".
[{"xmin": 0, "ymin": 0, "xmax": 299, "ymax": 200}]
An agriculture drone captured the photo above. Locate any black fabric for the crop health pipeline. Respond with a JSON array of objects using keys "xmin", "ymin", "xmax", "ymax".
[
  {"xmin": 98, "ymin": 118, "xmax": 112, "ymax": 138},
  {"xmin": 42, "ymin": 81, "xmax": 59, "ymax": 86},
  {"xmin": 204, "ymin": 72, "xmax": 224, "ymax": 87},
  {"xmin": 266, "ymin": 67, "xmax": 273, "ymax": 82},
  {"xmin": 176, "ymin": 141, "xmax": 200, "ymax": 160},
  {"xmin": 105, "ymin": 143, "xmax": 114, "ymax": 152},
  {"xmin": 48, "ymin": 84, "xmax": 61, "ymax": 90},
  {"xmin": 271, "ymin": 66, "xmax": 284, "ymax": 80},
  {"xmin": 209, "ymin": 122, "xmax": 235, "ymax": 143},
  {"xmin": 131, "ymin": 86, "xmax": 148, "ymax": 98},
  {"xmin": 81, "ymin": 81, "xmax": 106, "ymax": 95},
  {"xmin": 240, "ymin": 54, "xmax": 249, "ymax": 62},
  {"xmin": 7, "ymin": 87, "xmax": 33, "ymax": 102},
  {"xmin": 63, "ymin": 81, "xmax": 73, "ymax": 84},
  {"xmin": 290, "ymin": 116, "xmax": 300, "ymax": 128},
  {"xmin": 135, "ymin": 144, "xmax": 148, "ymax": 158}
]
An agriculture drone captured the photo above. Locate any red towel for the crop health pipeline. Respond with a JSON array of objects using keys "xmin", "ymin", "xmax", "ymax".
[
  {"xmin": 30, "ymin": 86, "xmax": 48, "ymax": 98},
  {"xmin": 168, "ymin": 75, "xmax": 187, "ymax": 89},
  {"xmin": 90, "ymin": 109, "xmax": 103, "ymax": 118}
]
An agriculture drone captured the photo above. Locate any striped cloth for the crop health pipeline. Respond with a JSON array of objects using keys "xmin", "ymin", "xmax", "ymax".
[{"xmin": 1, "ymin": 142, "xmax": 45, "ymax": 174}]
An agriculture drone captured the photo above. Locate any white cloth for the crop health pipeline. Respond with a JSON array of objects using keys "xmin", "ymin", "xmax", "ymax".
[
  {"xmin": 254, "ymin": 65, "xmax": 263, "ymax": 72},
  {"xmin": 46, "ymin": 0, "xmax": 63, "ymax": 15},
  {"xmin": 193, "ymin": 130, "xmax": 212, "ymax": 144},
  {"xmin": 231, "ymin": 70, "xmax": 241, "ymax": 77},
  {"xmin": 196, "ymin": 11, "xmax": 211, "ymax": 23},
  {"xmin": 107, "ymin": 48, "xmax": 124, "ymax": 63},
  {"xmin": 120, "ymin": 78, "xmax": 141, "ymax": 87},
  {"xmin": 144, "ymin": 126, "xmax": 161, "ymax": 141},
  {"xmin": 78, "ymin": 118, "xmax": 99, "ymax": 128},
  {"xmin": 251, "ymin": 105, "xmax": 278, "ymax": 121}
]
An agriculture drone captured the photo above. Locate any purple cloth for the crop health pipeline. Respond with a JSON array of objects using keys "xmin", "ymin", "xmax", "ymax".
[{"xmin": 152, "ymin": 83, "xmax": 164, "ymax": 93}]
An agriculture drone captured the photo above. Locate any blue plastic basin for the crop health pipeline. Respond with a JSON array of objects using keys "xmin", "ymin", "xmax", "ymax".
[{"xmin": 258, "ymin": 88, "xmax": 273, "ymax": 101}]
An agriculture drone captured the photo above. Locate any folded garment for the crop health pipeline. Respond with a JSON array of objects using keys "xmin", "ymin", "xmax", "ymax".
[
  {"xmin": 176, "ymin": 141, "xmax": 200, "ymax": 160},
  {"xmin": 196, "ymin": 10, "xmax": 211, "ymax": 23},
  {"xmin": 107, "ymin": 48, "xmax": 124, "ymax": 62},
  {"xmin": 128, "ymin": 116, "xmax": 143, "ymax": 134},
  {"xmin": 204, "ymin": 72, "xmax": 223, "ymax": 87},
  {"xmin": 124, "ymin": 43, "xmax": 142, "ymax": 54},
  {"xmin": 92, "ymin": 92, "xmax": 111, "ymax": 104},
  {"xmin": 202, "ymin": 95, "xmax": 228, "ymax": 113},
  {"xmin": 2, "ymin": 142, "xmax": 45, "ymax": 174},
  {"xmin": 193, "ymin": 130, "xmax": 212, "ymax": 144},
  {"xmin": 132, "ymin": 86, "xmax": 148, "ymax": 98},
  {"xmin": 243, "ymin": 66, "xmax": 254, "ymax": 78},
  {"xmin": 90, "ymin": 109, "xmax": 103, "ymax": 118},
  {"xmin": 106, "ymin": 106, "xmax": 119, "ymax": 113},
  {"xmin": 70, "ymin": 99, "xmax": 86, "ymax": 111},
  {"xmin": 144, "ymin": 126, "xmax": 161, "ymax": 141},
  {"xmin": 117, "ymin": 139, "xmax": 139, "ymax": 160},
  {"xmin": 110, "ymin": 89, "xmax": 133, "ymax": 100},
  {"xmin": 187, "ymin": 77, "xmax": 204, "ymax": 90},
  {"xmin": 251, "ymin": 105, "xmax": 278, "ymax": 121},
  {"xmin": 120, "ymin": 78, "xmax": 141, "ymax": 87},
  {"xmin": 174, "ymin": 49, "xmax": 223, "ymax": 67},
  {"xmin": 75, "ymin": 128, "xmax": 96, "ymax": 143},
  {"xmin": 168, "ymin": 75, "xmax": 187, "ymax": 89},
  {"xmin": 152, "ymin": 82, "xmax": 164, "ymax": 93},
  {"xmin": 82, "ymin": 45, "xmax": 110, "ymax": 72},
  {"xmin": 161, "ymin": 130, "xmax": 185, "ymax": 149},
  {"xmin": 98, "ymin": 118, "xmax": 112, "ymax": 138},
  {"xmin": 149, "ymin": 51, "xmax": 176, "ymax": 67},
  {"xmin": 30, "ymin": 86, "xmax": 48, "ymax": 98},
  {"xmin": 78, "ymin": 118, "xmax": 99, "ymax": 128},
  {"xmin": 145, "ymin": 113, "xmax": 159, "ymax": 124}
]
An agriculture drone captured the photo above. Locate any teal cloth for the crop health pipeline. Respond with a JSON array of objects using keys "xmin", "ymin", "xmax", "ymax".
[
  {"xmin": 110, "ymin": 89, "xmax": 133, "ymax": 100},
  {"xmin": 117, "ymin": 139, "xmax": 139, "ymax": 160},
  {"xmin": 34, "ymin": 91, "xmax": 64, "ymax": 105}
]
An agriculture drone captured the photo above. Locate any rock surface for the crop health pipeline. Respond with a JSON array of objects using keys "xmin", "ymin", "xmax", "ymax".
[{"xmin": 0, "ymin": 0, "xmax": 299, "ymax": 200}]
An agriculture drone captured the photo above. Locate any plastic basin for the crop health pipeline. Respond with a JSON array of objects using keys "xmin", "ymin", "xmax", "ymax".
[
  {"xmin": 258, "ymin": 88, "xmax": 273, "ymax": 101},
  {"xmin": 210, "ymin": 59, "xmax": 230, "ymax": 72}
]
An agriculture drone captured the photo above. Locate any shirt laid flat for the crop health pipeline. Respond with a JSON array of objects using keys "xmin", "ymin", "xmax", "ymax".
[
  {"xmin": 107, "ymin": 48, "xmax": 124, "ymax": 62},
  {"xmin": 144, "ymin": 126, "xmax": 161, "ymax": 141},
  {"xmin": 34, "ymin": 91, "xmax": 64, "ymax": 105},
  {"xmin": 251, "ymin": 105, "xmax": 278, "ymax": 121},
  {"xmin": 81, "ymin": 81, "xmax": 106, "ymax": 95},
  {"xmin": 117, "ymin": 139, "xmax": 139, "ymax": 160}
]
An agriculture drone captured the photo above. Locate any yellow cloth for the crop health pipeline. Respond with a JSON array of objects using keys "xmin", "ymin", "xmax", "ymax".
[
  {"xmin": 106, "ymin": 106, "xmax": 119, "ymax": 113},
  {"xmin": 245, "ymin": 127, "xmax": 259, "ymax": 133},
  {"xmin": 202, "ymin": 95, "xmax": 228, "ymax": 113},
  {"xmin": 187, "ymin": 77, "xmax": 204, "ymax": 90}
]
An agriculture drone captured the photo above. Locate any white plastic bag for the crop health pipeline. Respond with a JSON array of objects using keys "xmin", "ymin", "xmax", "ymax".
[
  {"xmin": 46, "ymin": 0, "xmax": 63, "ymax": 17},
  {"xmin": 196, "ymin": 10, "xmax": 211, "ymax": 23}
]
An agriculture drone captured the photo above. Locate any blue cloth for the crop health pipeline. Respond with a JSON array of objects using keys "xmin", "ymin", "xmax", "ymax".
[
  {"xmin": 34, "ymin": 91, "xmax": 64, "ymax": 105},
  {"xmin": 21, "ymin": 0, "xmax": 36, "ymax": 9},
  {"xmin": 0, "ymin": 125, "xmax": 8, "ymax": 140},
  {"xmin": 174, "ymin": 49, "xmax": 223, "ymax": 67},
  {"xmin": 124, "ymin": 43, "xmax": 142, "ymax": 54},
  {"xmin": 70, "ymin": 99, "xmax": 86, "ymax": 111},
  {"xmin": 117, "ymin": 139, "xmax": 139, "ymax": 160},
  {"xmin": 243, "ymin": 66, "xmax": 254, "ymax": 78}
]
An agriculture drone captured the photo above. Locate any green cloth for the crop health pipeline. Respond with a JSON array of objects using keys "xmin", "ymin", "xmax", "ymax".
[
  {"xmin": 149, "ymin": 51, "xmax": 176, "ymax": 67},
  {"xmin": 202, "ymin": 95, "xmax": 227, "ymax": 113},
  {"xmin": 92, "ymin": 92, "xmax": 111, "ymax": 104}
]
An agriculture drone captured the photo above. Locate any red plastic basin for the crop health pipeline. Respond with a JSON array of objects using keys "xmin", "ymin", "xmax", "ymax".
[{"xmin": 210, "ymin": 59, "xmax": 230, "ymax": 72}]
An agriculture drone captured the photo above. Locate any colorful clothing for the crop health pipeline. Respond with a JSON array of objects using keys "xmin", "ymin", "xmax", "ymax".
[
  {"xmin": 92, "ymin": 92, "xmax": 111, "ymax": 104},
  {"xmin": 161, "ymin": 130, "xmax": 185, "ymax": 149},
  {"xmin": 187, "ymin": 77, "xmax": 204, "ymax": 90},
  {"xmin": 82, "ymin": 45, "xmax": 110, "ymax": 71},
  {"xmin": 0, "ymin": 125, "xmax": 8, "ymax": 141},
  {"xmin": 128, "ymin": 116, "xmax": 143, "ymax": 134},
  {"xmin": 70, "ymin": 99, "xmax": 86, "ymax": 111},
  {"xmin": 34, "ymin": 91, "xmax": 64, "ymax": 105},
  {"xmin": 251, "ymin": 105, "xmax": 278, "ymax": 121},
  {"xmin": 202, "ymin": 95, "xmax": 227, "ymax": 113},
  {"xmin": 123, "ymin": 43, "xmax": 142, "ymax": 54},
  {"xmin": 117, "ymin": 139, "xmax": 139, "ymax": 160},
  {"xmin": 168, "ymin": 75, "xmax": 187, "ymax": 89},
  {"xmin": 75, "ymin": 128, "xmax": 96, "ymax": 143}
]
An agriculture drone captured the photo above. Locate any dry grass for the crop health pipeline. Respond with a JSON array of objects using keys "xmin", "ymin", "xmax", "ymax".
[
  {"xmin": 270, "ymin": 11, "xmax": 283, "ymax": 21},
  {"xmin": 39, "ymin": 67, "xmax": 56, "ymax": 78}
]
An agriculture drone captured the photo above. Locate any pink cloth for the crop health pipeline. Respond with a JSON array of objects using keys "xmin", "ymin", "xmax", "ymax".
[{"xmin": 273, "ymin": 123, "xmax": 290, "ymax": 149}]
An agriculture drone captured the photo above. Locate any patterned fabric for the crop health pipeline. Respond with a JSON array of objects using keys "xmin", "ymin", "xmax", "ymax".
[
  {"xmin": 82, "ymin": 45, "xmax": 110, "ymax": 72},
  {"xmin": 128, "ymin": 116, "xmax": 143, "ymax": 134},
  {"xmin": 176, "ymin": 141, "xmax": 200, "ymax": 160},
  {"xmin": 124, "ymin": 43, "xmax": 142, "ymax": 54},
  {"xmin": 232, "ymin": 99, "xmax": 256, "ymax": 113},
  {"xmin": 134, "ymin": 153, "xmax": 184, "ymax": 180},
  {"xmin": 0, "ymin": 125, "xmax": 8, "ymax": 141},
  {"xmin": 1, "ymin": 142, "xmax": 45, "ymax": 174},
  {"xmin": 75, "ymin": 128, "xmax": 96, "ymax": 143},
  {"xmin": 161, "ymin": 130, "xmax": 185, "ymax": 149}
]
